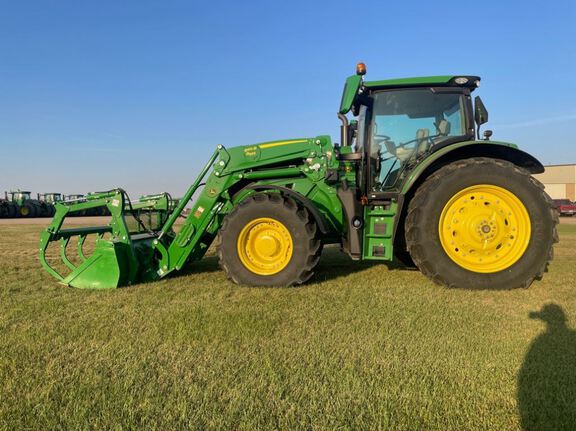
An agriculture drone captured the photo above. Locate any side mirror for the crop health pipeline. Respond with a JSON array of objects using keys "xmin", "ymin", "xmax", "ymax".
[
  {"xmin": 474, "ymin": 96, "xmax": 489, "ymax": 139},
  {"xmin": 474, "ymin": 96, "xmax": 488, "ymax": 126}
]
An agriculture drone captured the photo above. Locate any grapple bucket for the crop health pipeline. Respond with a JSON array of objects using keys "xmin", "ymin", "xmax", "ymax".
[
  {"xmin": 39, "ymin": 190, "xmax": 173, "ymax": 289},
  {"xmin": 40, "ymin": 148, "xmax": 225, "ymax": 289}
]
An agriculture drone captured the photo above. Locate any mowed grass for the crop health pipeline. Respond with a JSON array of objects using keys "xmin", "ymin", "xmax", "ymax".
[{"xmin": 0, "ymin": 223, "xmax": 575, "ymax": 430}]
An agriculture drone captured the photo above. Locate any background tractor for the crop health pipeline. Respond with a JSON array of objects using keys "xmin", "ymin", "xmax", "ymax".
[
  {"xmin": 5, "ymin": 190, "xmax": 45, "ymax": 218},
  {"xmin": 40, "ymin": 64, "xmax": 558, "ymax": 290},
  {"xmin": 37, "ymin": 193, "xmax": 64, "ymax": 217},
  {"xmin": 0, "ymin": 195, "xmax": 19, "ymax": 218}
]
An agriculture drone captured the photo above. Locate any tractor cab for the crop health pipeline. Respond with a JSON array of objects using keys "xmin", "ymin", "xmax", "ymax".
[
  {"xmin": 7, "ymin": 190, "xmax": 31, "ymax": 205},
  {"xmin": 339, "ymin": 65, "xmax": 489, "ymax": 194},
  {"xmin": 39, "ymin": 193, "xmax": 63, "ymax": 203}
]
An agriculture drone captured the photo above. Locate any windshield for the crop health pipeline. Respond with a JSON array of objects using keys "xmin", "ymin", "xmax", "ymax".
[
  {"xmin": 15, "ymin": 192, "xmax": 30, "ymax": 200},
  {"xmin": 369, "ymin": 89, "xmax": 468, "ymax": 191}
]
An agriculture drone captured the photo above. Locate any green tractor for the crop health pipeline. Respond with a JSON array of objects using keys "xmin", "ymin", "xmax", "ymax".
[
  {"xmin": 37, "ymin": 193, "xmax": 63, "ymax": 217},
  {"xmin": 40, "ymin": 64, "xmax": 558, "ymax": 290},
  {"xmin": 6, "ymin": 190, "xmax": 44, "ymax": 217},
  {"xmin": 0, "ymin": 194, "xmax": 19, "ymax": 218}
]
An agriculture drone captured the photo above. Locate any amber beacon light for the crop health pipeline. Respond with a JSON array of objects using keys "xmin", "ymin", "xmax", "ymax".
[{"xmin": 356, "ymin": 62, "xmax": 367, "ymax": 76}]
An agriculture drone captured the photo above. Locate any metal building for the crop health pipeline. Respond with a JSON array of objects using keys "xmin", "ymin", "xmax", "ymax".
[{"xmin": 533, "ymin": 164, "xmax": 576, "ymax": 201}]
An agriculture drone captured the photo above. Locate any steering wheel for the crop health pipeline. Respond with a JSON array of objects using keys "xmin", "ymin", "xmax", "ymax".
[{"xmin": 374, "ymin": 135, "xmax": 396, "ymax": 155}]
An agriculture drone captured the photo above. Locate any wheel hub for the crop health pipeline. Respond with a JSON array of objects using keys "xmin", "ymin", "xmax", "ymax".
[
  {"xmin": 237, "ymin": 217, "xmax": 293, "ymax": 275},
  {"xmin": 438, "ymin": 184, "xmax": 531, "ymax": 273}
]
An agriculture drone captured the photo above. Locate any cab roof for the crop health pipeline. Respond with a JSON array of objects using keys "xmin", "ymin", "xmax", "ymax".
[
  {"xmin": 339, "ymin": 74, "xmax": 482, "ymax": 115},
  {"xmin": 364, "ymin": 75, "xmax": 481, "ymax": 90}
]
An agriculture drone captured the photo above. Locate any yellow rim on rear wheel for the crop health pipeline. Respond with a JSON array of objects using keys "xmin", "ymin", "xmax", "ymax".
[
  {"xmin": 237, "ymin": 217, "xmax": 293, "ymax": 275},
  {"xmin": 438, "ymin": 184, "xmax": 531, "ymax": 273}
]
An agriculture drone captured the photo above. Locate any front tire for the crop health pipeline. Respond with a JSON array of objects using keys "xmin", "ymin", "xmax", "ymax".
[
  {"xmin": 405, "ymin": 158, "xmax": 558, "ymax": 289},
  {"xmin": 218, "ymin": 193, "xmax": 322, "ymax": 286}
]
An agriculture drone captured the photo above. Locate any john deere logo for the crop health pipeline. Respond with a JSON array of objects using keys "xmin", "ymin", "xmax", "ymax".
[{"xmin": 243, "ymin": 146, "xmax": 260, "ymax": 161}]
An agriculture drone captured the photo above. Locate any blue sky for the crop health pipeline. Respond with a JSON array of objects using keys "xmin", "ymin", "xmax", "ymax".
[{"xmin": 1, "ymin": 0, "xmax": 575, "ymax": 197}]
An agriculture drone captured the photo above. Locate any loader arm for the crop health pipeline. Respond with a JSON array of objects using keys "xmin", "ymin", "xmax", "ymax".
[{"xmin": 153, "ymin": 137, "xmax": 343, "ymax": 279}]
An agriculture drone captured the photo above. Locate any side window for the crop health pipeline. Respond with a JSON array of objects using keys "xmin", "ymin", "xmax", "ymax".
[
  {"xmin": 352, "ymin": 105, "xmax": 367, "ymax": 153},
  {"xmin": 444, "ymin": 99, "xmax": 464, "ymax": 136}
]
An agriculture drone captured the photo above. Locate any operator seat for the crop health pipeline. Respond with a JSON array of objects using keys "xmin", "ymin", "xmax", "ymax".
[
  {"xmin": 416, "ymin": 128, "xmax": 430, "ymax": 153},
  {"xmin": 396, "ymin": 128, "xmax": 432, "ymax": 162},
  {"xmin": 433, "ymin": 119, "xmax": 451, "ymax": 144}
]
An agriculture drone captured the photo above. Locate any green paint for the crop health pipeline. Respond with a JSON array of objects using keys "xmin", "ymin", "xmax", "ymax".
[
  {"xmin": 339, "ymin": 75, "xmax": 362, "ymax": 114},
  {"xmin": 401, "ymin": 140, "xmax": 524, "ymax": 194},
  {"xmin": 364, "ymin": 75, "xmax": 454, "ymax": 88},
  {"xmin": 362, "ymin": 204, "xmax": 396, "ymax": 261}
]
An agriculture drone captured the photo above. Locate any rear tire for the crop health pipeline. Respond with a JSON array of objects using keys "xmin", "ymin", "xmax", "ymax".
[
  {"xmin": 20, "ymin": 202, "xmax": 37, "ymax": 217},
  {"xmin": 218, "ymin": 193, "xmax": 322, "ymax": 286},
  {"xmin": 8, "ymin": 203, "xmax": 18, "ymax": 218},
  {"xmin": 405, "ymin": 158, "xmax": 558, "ymax": 289}
]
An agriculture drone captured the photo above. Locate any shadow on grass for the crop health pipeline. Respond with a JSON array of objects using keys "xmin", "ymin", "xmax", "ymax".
[
  {"xmin": 174, "ymin": 246, "xmax": 416, "ymax": 285},
  {"xmin": 517, "ymin": 304, "xmax": 576, "ymax": 430},
  {"xmin": 312, "ymin": 247, "xmax": 415, "ymax": 283},
  {"xmin": 178, "ymin": 255, "xmax": 222, "ymax": 276}
]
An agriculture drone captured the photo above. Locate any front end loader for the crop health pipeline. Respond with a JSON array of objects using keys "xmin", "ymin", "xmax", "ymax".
[{"xmin": 40, "ymin": 64, "xmax": 558, "ymax": 290}]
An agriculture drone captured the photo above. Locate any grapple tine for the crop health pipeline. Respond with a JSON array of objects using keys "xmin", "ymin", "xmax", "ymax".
[
  {"xmin": 39, "ymin": 239, "xmax": 65, "ymax": 283},
  {"xmin": 59, "ymin": 237, "xmax": 76, "ymax": 271},
  {"xmin": 77, "ymin": 235, "xmax": 88, "ymax": 261}
]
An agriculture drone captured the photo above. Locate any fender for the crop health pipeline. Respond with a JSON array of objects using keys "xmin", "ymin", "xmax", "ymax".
[{"xmin": 401, "ymin": 141, "xmax": 544, "ymax": 195}]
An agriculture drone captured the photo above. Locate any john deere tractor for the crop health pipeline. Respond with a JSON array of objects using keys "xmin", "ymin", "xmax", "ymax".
[
  {"xmin": 6, "ymin": 190, "xmax": 44, "ymax": 217},
  {"xmin": 0, "ymin": 195, "xmax": 18, "ymax": 218},
  {"xmin": 40, "ymin": 64, "xmax": 557, "ymax": 290},
  {"xmin": 38, "ymin": 193, "xmax": 63, "ymax": 217}
]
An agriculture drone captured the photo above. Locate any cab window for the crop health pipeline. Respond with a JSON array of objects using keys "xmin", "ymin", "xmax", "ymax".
[{"xmin": 369, "ymin": 89, "xmax": 467, "ymax": 191}]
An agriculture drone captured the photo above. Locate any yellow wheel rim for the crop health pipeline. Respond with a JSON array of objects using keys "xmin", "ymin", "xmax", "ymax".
[
  {"xmin": 237, "ymin": 217, "xmax": 293, "ymax": 276},
  {"xmin": 20, "ymin": 206, "xmax": 29, "ymax": 216},
  {"xmin": 438, "ymin": 184, "xmax": 531, "ymax": 273}
]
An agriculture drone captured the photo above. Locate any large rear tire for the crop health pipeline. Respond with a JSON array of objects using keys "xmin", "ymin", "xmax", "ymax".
[
  {"xmin": 218, "ymin": 193, "xmax": 322, "ymax": 286},
  {"xmin": 405, "ymin": 158, "xmax": 558, "ymax": 289},
  {"xmin": 20, "ymin": 202, "xmax": 37, "ymax": 218},
  {"xmin": 8, "ymin": 203, "xmax": 18, "ymax": 218}
]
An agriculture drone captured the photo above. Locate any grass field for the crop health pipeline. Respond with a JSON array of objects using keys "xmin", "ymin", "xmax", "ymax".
[{"xmin": 1, "ymin": 221, "xmax": 575, "ymax": 430}]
